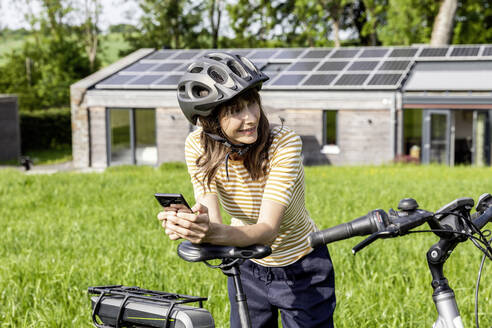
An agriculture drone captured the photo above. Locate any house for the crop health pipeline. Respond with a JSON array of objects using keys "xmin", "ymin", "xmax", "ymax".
[{"xmin": 71, "ymin": 45, "xmax": 492, "ymax": 168}]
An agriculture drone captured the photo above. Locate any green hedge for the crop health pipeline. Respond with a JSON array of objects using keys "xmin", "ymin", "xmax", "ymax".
[{"xmin": 20, "ymin": 108, "xmax": 71, "ymax": 151}]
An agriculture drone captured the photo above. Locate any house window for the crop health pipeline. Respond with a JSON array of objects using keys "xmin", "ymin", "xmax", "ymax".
[
  {"xmin": 107, "ymin": 108, "xmax": 157, "ymax": 166},
  {"xmin": 321, "ymin": 110, "xmax": 339, "ymax": 154}
]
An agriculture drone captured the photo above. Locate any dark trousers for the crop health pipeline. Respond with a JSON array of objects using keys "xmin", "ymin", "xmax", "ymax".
[{"xmin": 227, "ymin": 246, "xmax": 336, "ymax": 328}]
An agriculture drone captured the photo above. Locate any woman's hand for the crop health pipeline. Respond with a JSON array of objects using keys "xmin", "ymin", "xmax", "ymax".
[
  {"xmin": 157, "ymin": 204, "xmax": 191, "ymax": 240},
  {"xmin": 164, "ymin": 203, "xmax": 211, "ymax": 244}
]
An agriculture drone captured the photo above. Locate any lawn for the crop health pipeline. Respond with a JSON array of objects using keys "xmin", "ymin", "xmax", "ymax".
[
  {"xmin": 0, "ymin": 32, "xmax": 129, "ymax": 67},
  {"xmin": 0, "ymin": 164, "xmax": 491, "ymax": 327}
]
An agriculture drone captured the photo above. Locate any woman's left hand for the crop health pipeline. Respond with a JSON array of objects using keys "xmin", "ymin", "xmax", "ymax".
[{"xmin": 165, "ymin": 203, "xmax": 211, "ymax": 244}]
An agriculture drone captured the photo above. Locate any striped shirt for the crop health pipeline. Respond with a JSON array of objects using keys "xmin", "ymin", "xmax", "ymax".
[{"xmin": 185, "ymin": 125, "xmax": 318, "ymax": 267}]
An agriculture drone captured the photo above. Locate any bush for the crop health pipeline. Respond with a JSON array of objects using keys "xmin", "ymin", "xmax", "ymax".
[{"xmin": 19, "ymin": 108, "xmax": 71, "ymax": 151}]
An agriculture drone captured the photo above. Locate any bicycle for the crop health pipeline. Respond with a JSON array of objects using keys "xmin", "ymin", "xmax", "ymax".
[{"xmin": 88, "ymin": 194, "xmax": 492, "ymax": 328}]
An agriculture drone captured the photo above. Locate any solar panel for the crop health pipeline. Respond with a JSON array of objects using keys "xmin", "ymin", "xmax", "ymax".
[
  {"xmin": 154, "ymin": 74, "xmax": 181, "ymax": 85},
  {"xmin": 250, "ymin": 49, "xmax": 278, "ymax": 59},
  {"xmin": 379, "ymin": 60, "xmax": 410, "ymax": 71},
  {"xmin": 232, "ymin": 49, "xmax": 253, "ymax": 57},
  {"xmin": 146, "ymin": 50, "xmax": 179, "ymax": 60},
  {"xmin": 317, "ymin": 61, "xmax": 349, "ymax": 71},
  {"xmin": 368, "ymin": 74, "xmax": 402, "ymax": 85},
  {"xmin": 263, "ymin": 73, "xmax": 277, "ymax": 85},
  {"xmin": 271, "ymin": 74, "xmax": 306, "ymax": 86},
  {"xmin": 302, "ymin": 74, "xmax": 337, "ymax": 86},
  {"xmin": 483, "ymin": 46, "xmax": 492, "ymax": 57},
  {"xmin": 388, "ymin": 48, "xmax": 418, "ymax": 57},
  {"xmin": 359, "ymin": 48, "xmax": 389, "ymax": 58},
  {"xmin": 173, "ymin": 50, "xmax": 203, "ymax": 60},
  {"xmin": 334, "ymin": 74, "xmax": 369, "ymax": 86},
  {"xmin": 419, "ymin": 47, "xmax": 448, "ymax": 57},
  {"xmin": 262, "ymin": 63, "xmax": 290, "ymax": 73},
  {"xmin": 302, "ymin": 49, "xmax": 332, "ymax": 59},
  {"xmin": 151, "ymin": 63, "xmax": 184, "ymax": 72},
  {"xmin": 330, "ymin": 49, "xmax": 359, "ymax": 58},
  {"xmin": 347, "ymin": 61, "xmax": 379, "ymax": 71},
  {"xmin": 288, "ymin": 61, "xmax": 319, "ymax": 71},
  {"xmin": 450, "ymin": 47, "xmax": 480, "ymax": 57},
  {"xmin": 98, "ymin": 74, "xmax": 138, "ymax": 86},
  {"xmin": 253, "ymin": 61, "xmax": 267, "ymax": 70},
  {"xmin": 275, "ymin": 49, "xmax": 305, "ymax": 59},
  {"xmin": 129, "ymin": 75, "xmax": 164, "ymax": 85},
  {"xmin": 175, "ymin": 63, "xmax": 189, "ymax": 72},
  {"xmin": 122, "ymin": 63, "xmax": 156, "ymax": 73}
]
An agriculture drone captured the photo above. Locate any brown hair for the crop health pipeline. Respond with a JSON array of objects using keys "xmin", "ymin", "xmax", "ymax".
[{"xmin": 196, "ymin": 88, "xmax": 272, "ymax": 189}]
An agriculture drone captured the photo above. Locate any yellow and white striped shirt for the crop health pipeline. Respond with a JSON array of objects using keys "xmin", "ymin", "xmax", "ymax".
[{"xmin": 185, "ymin": 125, "xmax": 318, "ymax": 267}]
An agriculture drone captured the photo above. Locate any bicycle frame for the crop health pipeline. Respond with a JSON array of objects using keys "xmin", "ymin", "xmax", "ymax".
[{"xmin": 428, "ymin": 238, "xmax": 465, "ymax": 328}]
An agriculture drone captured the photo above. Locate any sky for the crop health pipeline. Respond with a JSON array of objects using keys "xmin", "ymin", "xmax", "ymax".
[{"xmin": 0, "ymin": 0, "xmax": 142, "ymax": 31}]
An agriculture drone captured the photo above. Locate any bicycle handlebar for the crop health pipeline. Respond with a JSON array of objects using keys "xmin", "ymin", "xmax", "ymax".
[
  {"xmin": 309, "ymin": 195, "xmax": 492, "ymax": 250},
  {"xmin": 472, "ymin": 205, "xmax": 492, "ymax": 230}
]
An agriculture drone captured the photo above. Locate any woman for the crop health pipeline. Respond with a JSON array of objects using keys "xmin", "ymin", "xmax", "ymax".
[{"xmin": 157, "ymin": 52, "xmax": 336, "ymax": 328}]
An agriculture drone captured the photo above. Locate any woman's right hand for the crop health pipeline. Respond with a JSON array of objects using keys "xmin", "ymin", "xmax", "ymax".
[{"xmin": 157, "ymin": 204, "xmax": 192, "ymax": 240}]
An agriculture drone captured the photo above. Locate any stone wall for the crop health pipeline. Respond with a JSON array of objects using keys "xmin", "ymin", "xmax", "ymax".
[
  {"xmin": 267, "ymin": 108, "xmax": 393, "ymax": 166},
  {"xmin": 88, "ymin": 107, "xmax": 107, "ymax": 168},
  {"xmin": 156, "ymin": 107, "xmax": 191, "ymax": 163}
]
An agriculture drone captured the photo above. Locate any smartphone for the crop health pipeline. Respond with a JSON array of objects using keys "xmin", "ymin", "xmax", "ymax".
[{"xmin": 154, "ymin": 193, "xmax": 191, "ymax": 210}]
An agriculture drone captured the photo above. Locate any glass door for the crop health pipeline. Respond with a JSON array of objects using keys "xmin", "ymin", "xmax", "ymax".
[
  {"xmin": 135, "ymin": 109, "xmax": 157, "ymax": 165},
  {"xmin": 422, "ymin": 110, "xmax": 451, "ymax": 164},
  {"xmin": 108, "ymin": 108, "xmax": 157, "ymax": 166},
  {"xmin": 109, "ymin": 109, "xmax": 133, "ymax": 165}
]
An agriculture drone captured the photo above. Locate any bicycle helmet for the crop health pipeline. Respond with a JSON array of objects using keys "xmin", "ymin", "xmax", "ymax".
[{"xmin": 177, "ymin": 52, "xmax": 269, "ymax": 125}]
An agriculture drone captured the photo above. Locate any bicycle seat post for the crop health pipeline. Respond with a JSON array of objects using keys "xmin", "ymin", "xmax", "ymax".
[{"xmin": 220, "ymin": 260, "xmax": 251, "ymax": 328}]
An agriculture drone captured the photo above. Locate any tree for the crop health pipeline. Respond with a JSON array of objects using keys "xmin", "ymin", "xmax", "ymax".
[
  {"xmin": 122, "ymin": 0, "xmax": 207, "ymax": 53},
  {"xmin": 227, "ymin": 0, "xmax": 281, "ymax": 47},
  {"xmin": 360, "ymin": 0, "xmax": 388, "ymax": 45},
  {"xmin": 81, "ymin": 0, "xmax": 102, "ymax": 72},
  {"xmin": 208, "ymin": 0, "xmax": 224, "ymax": 48},
  {"xmin": 452, "ymin": 0, "xmax": 492, "ymax": 44},
  {"xmin": 379, "ymin": 0, "xmax": 439, "ymax": 45},
  {"xmin": 430, "ymin": 0, "xmax": 458, "ymax": 45},
  {"xmin": 0, "ymin": 0, "xmax": 93, "ymax": 110}
]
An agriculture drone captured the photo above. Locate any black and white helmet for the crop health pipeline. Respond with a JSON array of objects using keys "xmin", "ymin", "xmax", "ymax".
[{"xmin": 177, "ymin": 52, "xmax": 269, "ymax": 125}]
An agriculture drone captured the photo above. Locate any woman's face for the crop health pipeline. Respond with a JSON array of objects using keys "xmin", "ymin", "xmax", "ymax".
[{"xmin": 219, "ymin": 98, "xmax": 261, "ymax": 145}]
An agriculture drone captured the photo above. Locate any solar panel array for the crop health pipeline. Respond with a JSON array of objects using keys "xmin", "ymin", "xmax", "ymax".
[{"xmin": 95, "ymin": 45, "xmax": 492, "ymax": 90}]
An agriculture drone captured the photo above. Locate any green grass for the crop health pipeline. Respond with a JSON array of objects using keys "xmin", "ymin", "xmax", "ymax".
[
  {"xmin": 0, "ymin": 36, "xmax": 30, "ymax": 65},
  {"xmin": 0, "ymin": 32, "xmax": 130, "ymax": 67},
  {"xmin": 24, "ymin": 146, "xmax": 73, "ymax": 165},
  {"xmin": 0, "ymin": 164, "xmax": 491, "ymax": 327}
]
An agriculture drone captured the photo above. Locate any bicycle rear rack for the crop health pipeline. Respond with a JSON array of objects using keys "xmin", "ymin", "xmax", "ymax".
[{"xmin": 88, "ymin": 285, "xmax": 212, "ymax": 328}]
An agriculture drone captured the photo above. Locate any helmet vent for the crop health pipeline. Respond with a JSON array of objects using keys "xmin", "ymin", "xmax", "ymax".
[
  {"xmin": 192, "ymin": 85, "xmax": 210, "ymax": 98},
  {"xmin": 208, "ymin": 67, "xmax": 227, "ymax": 84},
  {"xmin": 190, "ymin": 66, "xmax": 203, "ymax": 73},
  {"xmin": 227, "ymin": 60, "xmax": 247, "ymax": 78},
  {"xmin": 208, "ymin": 55, "xmax": 223, "ymax": 62}
]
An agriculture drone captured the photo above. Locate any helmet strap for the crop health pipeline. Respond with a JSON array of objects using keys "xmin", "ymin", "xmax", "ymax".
[{"xmin": 203, "ymin": 131, "xmax": 251, "ymax": 180}]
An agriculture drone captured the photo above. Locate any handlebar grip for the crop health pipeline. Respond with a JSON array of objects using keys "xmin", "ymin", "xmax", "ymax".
[
  {"xmin": 308, "ymin": 213, "xmax": 385, "ymax": 248},
  {"xmin": 472, "ymin": 206, "xmax": 492, "ymax": 230},
  {"xmin": 309, "ymin": 223, "xmax": 353, "ymax": 248}
]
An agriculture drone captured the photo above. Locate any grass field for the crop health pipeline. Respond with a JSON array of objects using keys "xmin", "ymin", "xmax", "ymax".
[
  {"xmin": 0, "ymin": 32, "xmax": 129, "ymax": 67},
  {"xmin": 0, "ymin": 164, "xmax": 491, "ymax": 327}
]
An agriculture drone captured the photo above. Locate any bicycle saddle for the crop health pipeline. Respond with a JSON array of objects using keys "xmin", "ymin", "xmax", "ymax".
[{"xmin": 177, "ymin": 241, "xmax": 272, "ymax": 262}]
